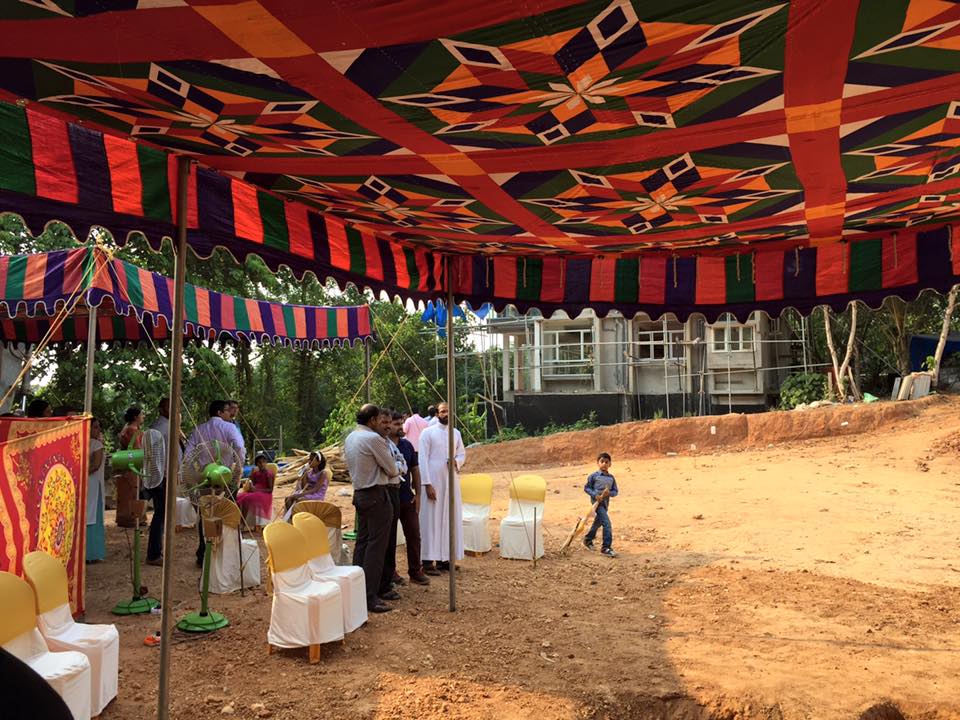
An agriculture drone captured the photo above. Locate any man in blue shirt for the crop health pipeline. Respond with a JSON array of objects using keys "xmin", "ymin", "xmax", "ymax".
[
  {"xmin": 390, "ymin": 411, "xmax": 429, "ymax": 585},
  {"xmin": 583, "ymin": 452, "xmax": 619, "ymax": 558}
]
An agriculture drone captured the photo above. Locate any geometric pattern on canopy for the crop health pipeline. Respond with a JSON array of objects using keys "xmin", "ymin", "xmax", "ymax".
[{"xmin": 0, "ymin": 0, "xmax": 959, "ymax": 316}]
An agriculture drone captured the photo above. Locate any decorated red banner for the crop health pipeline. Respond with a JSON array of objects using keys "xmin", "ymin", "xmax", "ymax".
[{"xmin": 0, "ymin": 416, "xmax": 89, "ymax": 615}]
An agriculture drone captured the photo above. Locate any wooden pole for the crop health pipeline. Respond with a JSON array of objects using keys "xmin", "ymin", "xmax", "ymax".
[
  {"xmin": 446, "ymin": 257, "xmax": 457, "ymax": 612},
  {"xmin": 83, "ymin": 305, "xmax": 97, "ymax": 414},
  {"xmin": 157, "ymin": 156, "xmax": 190, "ymax": 720}
]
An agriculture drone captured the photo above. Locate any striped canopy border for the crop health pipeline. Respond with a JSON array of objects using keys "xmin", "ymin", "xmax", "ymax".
[
  {"xmin": 454, "ymin": 224, "xmax": 960, "ymax": 322},
  {"xmin": 0, "ymin": 102, "xmax": 443, "ymax": 303},
  {"xmin": 0, "ymin": 246, "xmax": 373, "ymax": 349}
]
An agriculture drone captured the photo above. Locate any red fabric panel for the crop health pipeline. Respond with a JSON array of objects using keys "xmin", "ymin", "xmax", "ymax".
[
  {"xmin": 138, "ymin": 267, "xmax": 158, "ymax": 312},
  {"xmin": 27, "ymin": 109, "xmax": 77, "ymax": 204},
  {"xmin": 246, "ymin": 298, "xmax": 263, "ymax": 333},
  {"xmin": 336, "ymin": 307, "xmax": 349, "ymax": 338},
  {"xmin": 391, "ymin": 244, "xmax": 410, "ymax": 289},
  {"xmin": 493, "ymin": 257, "xmax": 517, "ymax": 299},
  {"xmin": 589, "ymin": 258, "xmax": 615, "ymax": 303},
  {"xmin": 360, "ymin": 230, "xmax": 383, "ymax": 281},
  {"xmin": 230, "ymin": 181, "xmax": 263, "ymax": 243},
  {"xmin": 270, "ymin": 304, "xmax": 285, "ymax": 339},
  {"xmin": 434, "ymin": 254, "xmax": 445, "ymax": 292},
  {"xmin": 541, "ymin": 258, "xmax": 564, "ymax": 303},
  {"xmin": 815, "ymin": 243, "xmax": 848, "ymax": 296},
  {"xmin": 285, "ymin": 201, "xmax": 313, "ymax": 260},
  {"xmin": 293, "ymin": 306, "xmax": 306, "ymax": 338},
  {"xmin": 357, "ymin": 306, "xmax": 371, "ymax": 336},
  {"xmin": 103, "ymin": 134, "xmax": 143, "ymax": 216},
  {"xmin": 219, "ymin": 293, "xmax": 235, "ymax": 330},
  {"xmin": 454, "ymin": 256, "xmax": 472, "ymax": 294},
  {"xmin": 327, "ymin": 218, "xmax": 351, "ymax": 272},
  {"xmin": 639, "ymin": 257, "xmax": 666, "ymax": 304},
  {"xmin": 755, "ymin": 250, "xmax": 784, "ymax": 301},
  {"xmin": 882, "ymin": 231, "xmax": 918, "ymax": 288},
  {"xmin": 695, "ymin": 256, "xmax": 725, "ymax": 304}
]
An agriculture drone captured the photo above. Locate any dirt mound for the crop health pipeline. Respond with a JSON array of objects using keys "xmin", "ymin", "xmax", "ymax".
[
  {"xmin": 582, "ymin": 692, "xmax": 784, "ymax": 720},
  {"xmin": 470, "ymin": 397, "xmax": 943, "ymax": 470}
]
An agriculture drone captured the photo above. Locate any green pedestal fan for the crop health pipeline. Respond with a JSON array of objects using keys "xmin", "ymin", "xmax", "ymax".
[{"xmin": 110, "ymin": 447, "xmax": 160, "ymax": 615}]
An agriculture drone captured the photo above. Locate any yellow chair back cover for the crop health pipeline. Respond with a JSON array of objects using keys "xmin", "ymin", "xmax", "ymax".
[
  {"xmin": 293, "ymin": 500, "xmax": 341, "ymax": 529},
  {"xmin": 199, "ymin": 495, "xmax": 243, "ymax": 529},
  {"xmin": 23, "ymin": 551, "xmax": 69, "ymax": 615},
  {"xmin": 509, "ymin": 474, "xmax": 547, "ymax": 503},
  {"xmin": 0, "ymin": 572, "xmax": 39, "ymax": 645},
  {"xmin": 263, "ymin": 521, "xmax": 308, "ymax": 574},
  {"xmin": 266, "ymin": 462, "xmax": 279, "ymax": 478},
  {"xmin": 291, "ymin": 512, "xmax": 331, "ymax": 558},
  {"xmin": 460, "ymin": 473, "xmax": 494, "ymax": 506}
]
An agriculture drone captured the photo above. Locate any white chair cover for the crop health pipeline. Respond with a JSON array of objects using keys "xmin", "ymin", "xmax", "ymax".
[
  {"xmin": 462, "ymin": 502, "xmax": 492, "ymax": 553},
  {"xmin": 326, "ymin": 526, "xmax": 345, "ymax": 566},
  {"xmin": 208, "ymin": 525, "xmax": 261, "ymax": 594},
  {"xmin": 499, "ymin": 499, "xmax": 545, "ymax": 560},
  {"xmin": 38, "ymin": 603, "xmax": 119, "ymax": 716},
  {"xmin": 175, "ymin": 496, "xmax": 197, "ymax": 528},
  {"xmin": 396, "ymin": 520, "xmax": 406, "ymax": 547},
  {"xmin": 268, "ymin": 564, "xmax": 344, "ymax": 648},
  {"xmin": 306, "ymin": 554, "xmax": 368, "ymax": 633},
  {"xmin": 3, "ymin": 628, "xmax": 91, "ymax": 720}
]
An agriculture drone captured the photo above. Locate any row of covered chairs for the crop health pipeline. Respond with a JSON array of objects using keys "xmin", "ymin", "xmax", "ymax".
[
  {"xmin": 0, "ymin": 552, "xmax": 119, "ymax": 719},
  {"xmin": 261, "ymin": 512, "xmax": 366, "ymax": 662},
  {"xmin": 461, "ymin": 473, "xmax": 547, "ymax": 560}
]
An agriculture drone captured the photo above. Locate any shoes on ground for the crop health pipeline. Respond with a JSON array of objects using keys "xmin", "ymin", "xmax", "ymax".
[
  {"xmin": 583, "ymin": 539, "xmax": 595, "ymax": 551},
  {"xmin": 368, "ymin": 602, "xmax": 392, "ymax": 613},
  {"xmin": 391, "ymin": 575, "xmax": 407, "ymax": 586},
  {"xmin": 379, "ymin": 590, "xmax": 401, "ymax": 601},
  {"xmin": 409, "ymin": 573, "xmax": 430, "ymax": 585},
  {"xmin": 600, "ymin": 547, "xmax": 618, "ymax": 558},
  {"xmin": 146, "ymin": 557, "xmax": 163, "ymax": 566},
  {"xmin": 423, "ymin": 564, "xmax": 442, "ymax": 576}
]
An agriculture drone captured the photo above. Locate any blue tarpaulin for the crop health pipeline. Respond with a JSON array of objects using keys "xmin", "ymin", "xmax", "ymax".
[{"xmin": 909, "ymin": 334, "xmax": 960, "ymax": 372}]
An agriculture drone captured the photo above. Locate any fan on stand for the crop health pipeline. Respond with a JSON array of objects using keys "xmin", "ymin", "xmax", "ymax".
[
  {"xmin": 109, "ymin": 443, "xmax": 161, "ymax": 615},
  {"xmin": 177, "ymin": 439, "xmax": 242, "ymax": 633}
]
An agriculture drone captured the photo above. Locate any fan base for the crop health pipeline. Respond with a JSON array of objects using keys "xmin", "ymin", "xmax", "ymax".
[
  {"xmin": 112, "ymin": 597, "xmax": 160, "ymax": 615},
  {"xmin": 177, "ymin": 610, "xmax": 229, "ymax": 633}
]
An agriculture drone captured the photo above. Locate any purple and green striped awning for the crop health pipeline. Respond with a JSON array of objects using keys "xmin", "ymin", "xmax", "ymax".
[{"xmin": 0, "ymin": 246, "xmax": 373, "ymax": 348}]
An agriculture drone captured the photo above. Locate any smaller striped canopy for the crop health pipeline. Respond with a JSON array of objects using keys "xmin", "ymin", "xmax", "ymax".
[{"xmin": 0, "ymin": 246, "xmax": 373, "ymax": 348}]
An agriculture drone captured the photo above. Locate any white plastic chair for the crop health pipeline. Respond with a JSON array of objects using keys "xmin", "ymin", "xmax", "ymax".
[
  {"xmin": 292, "ymin": 512, "xmax": 368, "ymax": 633},
  {"xmin": 0, "ymin": 571, "xmax": 92, "ymax": 720},
  {"xmin": 24, "ymin": 551, "xmax": 119, "ymax": 717},
  {"xmin": 461, "ymin": 473, "xmax": 494, "ymax": 553},
  {"xmin": 499, "ymin": 474, "xmax": 547, "ymax": 560},
  {"xmin": 201, "ymin": 497, "xmax": 261, "ymax": 594},
  {"xmin": 263, "ymin": 522, "xmax": 344, "ymax": 662}
]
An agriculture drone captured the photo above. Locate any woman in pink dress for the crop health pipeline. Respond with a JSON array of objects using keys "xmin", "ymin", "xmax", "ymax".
[{"xmin": 237, "ymin": 454, "xmax": 275, "ymax": 528}]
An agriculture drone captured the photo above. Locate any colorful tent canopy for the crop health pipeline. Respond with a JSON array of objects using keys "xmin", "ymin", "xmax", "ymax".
[
  {"xmin": 0, "ymin": 1, "xmax": 959, "ymax": 318},
  {"xmin": 0, "ymin": 247, "xmax": 373, "ymax": 348}
]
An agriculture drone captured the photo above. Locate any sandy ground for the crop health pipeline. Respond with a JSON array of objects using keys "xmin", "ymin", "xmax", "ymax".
[{"xmin": 84, "ymin": 396, "xmax": 960, "ymax": 720}]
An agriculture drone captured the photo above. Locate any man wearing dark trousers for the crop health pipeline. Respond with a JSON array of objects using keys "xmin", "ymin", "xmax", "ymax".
[
  {"xmin": 378, "ymin": 408, "xmax": 405, "ymax": 602},
  {"xmin": 389, "ymin": 410, "xmax": 429, "ymax": 585},
  {"xmin": 345, "ymin": 404, "xmax": 401, "ymax": 613}
]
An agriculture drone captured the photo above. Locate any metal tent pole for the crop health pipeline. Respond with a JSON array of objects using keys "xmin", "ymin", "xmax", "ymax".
[
  {"xmin": 83, "ymin": 305, "xmax": 97, "ymax": 414},
  {"xmin": 445, "ymin": 257, "xmax": 457, "ymax": 612},
  {"xmin": 157, "ymin": 156, "xmax": 190, "ymax": 720}
]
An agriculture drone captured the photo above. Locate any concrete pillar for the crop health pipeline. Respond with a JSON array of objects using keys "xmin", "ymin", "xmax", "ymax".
[
  {"xmin": 532, "ymin": 319, "xmax": 543, "ymax": 392},
  {"xmin": 502, "ymin": 335, "xmax": 511, "ymax": 393},
  {"xmin": 592, "ymin": 315, "xmax": 602, "ymax": 392}
]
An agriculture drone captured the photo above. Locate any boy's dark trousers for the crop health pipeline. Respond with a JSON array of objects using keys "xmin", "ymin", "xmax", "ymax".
[{"xmin": 584, "ymin": 502, "xmax": 613, "ymax": 549}]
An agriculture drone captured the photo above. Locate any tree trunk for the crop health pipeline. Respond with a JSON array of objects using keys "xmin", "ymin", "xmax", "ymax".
[
  {"xmin": 822, "ymin": 303, "xmax": 858, "ymax": 399},
  {"xmin": 932, "ymin": 285, "xmax": 959, "ymax": 386},
  {"xmin": 886, "ymin": 297, "xmax": 911, "ymax": 375}
]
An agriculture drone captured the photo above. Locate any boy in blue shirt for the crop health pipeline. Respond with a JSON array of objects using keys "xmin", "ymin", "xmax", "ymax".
[{"xmin": 583, "ymin": 452, "xmax": 619, "ymax": 557}]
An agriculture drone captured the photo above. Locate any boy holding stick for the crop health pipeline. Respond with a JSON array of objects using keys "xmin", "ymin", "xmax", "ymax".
[{"xmin": 583, "ymin": 452, "xmax": 619, "ymax": 558}]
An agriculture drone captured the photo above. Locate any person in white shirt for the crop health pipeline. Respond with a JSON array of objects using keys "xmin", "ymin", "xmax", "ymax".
[
  {"xmin": 141, "ymin": 428, "xmax": 167, "ymax": 565},
  {"xmin": 418, "ymin": 402, "xmax": 466, "ymax": 573}
]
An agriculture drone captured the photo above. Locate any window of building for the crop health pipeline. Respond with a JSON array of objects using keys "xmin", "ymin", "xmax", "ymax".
[
  {"xmin": 633, "ymin": 321, "xmax": 684, "ymax": 361},
  {"xmin": 542, "ymin": 328, "xmax": 593, "ymax": 377},
  {"xmin": 711, "ymin": 313, "xmax": 754, "ymax": 352}
]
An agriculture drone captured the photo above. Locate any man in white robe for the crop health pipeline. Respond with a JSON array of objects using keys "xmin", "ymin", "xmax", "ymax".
[{"xmin": 417, "ymin": 402, "xmax": 466, "ymax": 573}]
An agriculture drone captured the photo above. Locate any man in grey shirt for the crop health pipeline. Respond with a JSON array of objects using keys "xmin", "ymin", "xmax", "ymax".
[{"xmin": 344, "ymin": 403, "xmax": 401, "ymax": 613}]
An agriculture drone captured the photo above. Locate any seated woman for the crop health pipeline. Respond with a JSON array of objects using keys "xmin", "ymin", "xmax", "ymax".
[
  {"xmin": 282, "ymin": 451, "xmax": 330, "ymax": 521},
  {"xmin": 237, "ymin": 454, "xmax": 275, "ymax": 529}
]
